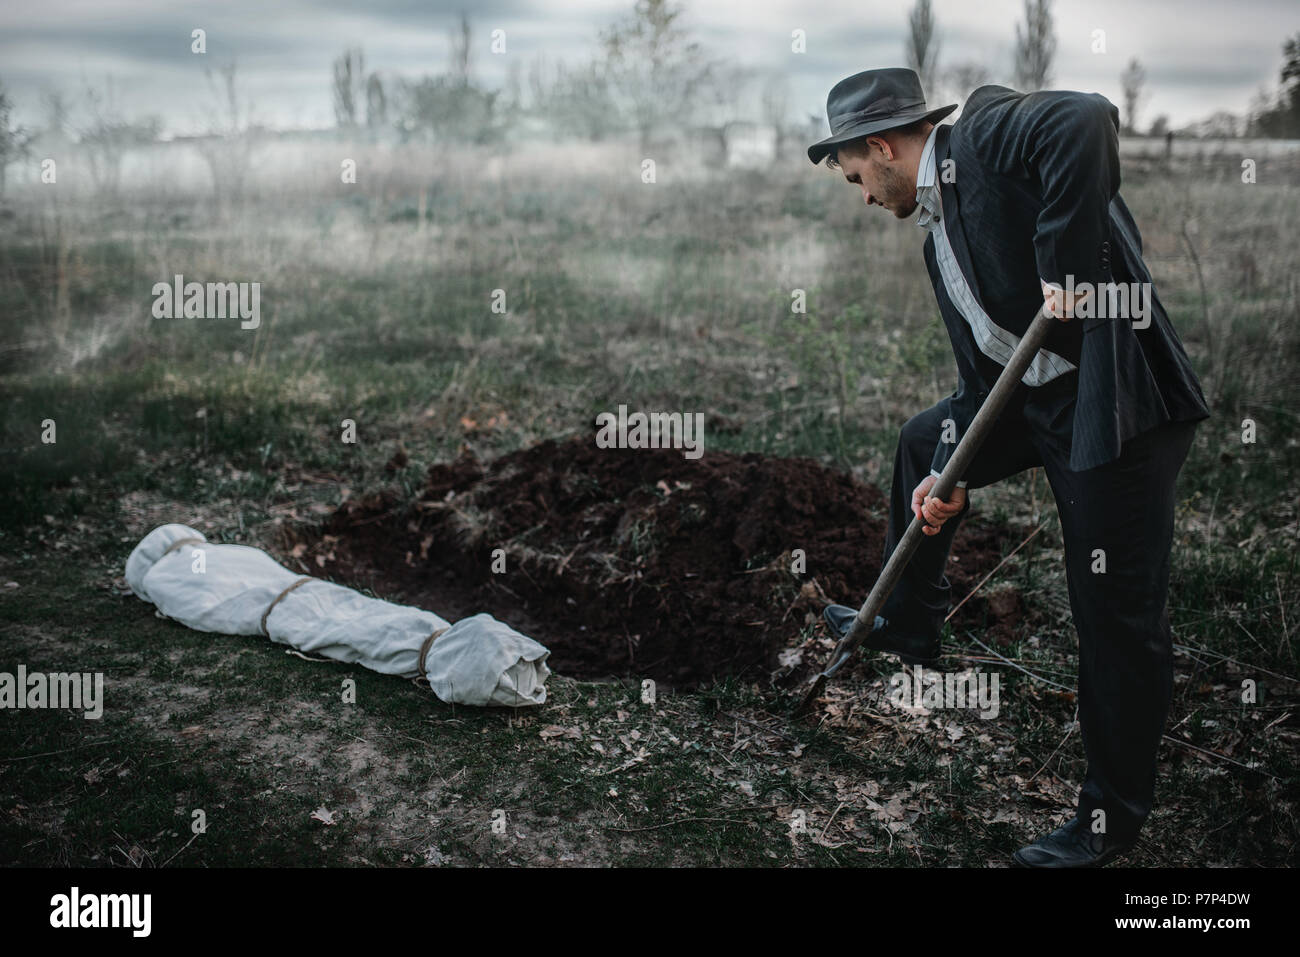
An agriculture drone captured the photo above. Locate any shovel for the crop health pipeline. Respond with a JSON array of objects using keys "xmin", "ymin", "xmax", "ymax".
[{"xmin": 796, "ymin": 305, "xmax": 1059, "ymax": 715}]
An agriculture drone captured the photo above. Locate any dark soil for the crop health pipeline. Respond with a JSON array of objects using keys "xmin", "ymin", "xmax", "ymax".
[{"xmin": 297, "ymin": 436, "xmax": 1027, "ymax": 688}]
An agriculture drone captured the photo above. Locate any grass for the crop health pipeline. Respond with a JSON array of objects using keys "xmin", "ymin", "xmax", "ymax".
[{"xmin": 0, "ymin": 138, "xmax": 1296, "ymax": 866}]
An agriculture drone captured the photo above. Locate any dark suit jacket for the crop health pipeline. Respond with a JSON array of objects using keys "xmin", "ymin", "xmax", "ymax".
[{"xmin": 925, "ymin": 85, "xmax": 1210, "ymax": 474}]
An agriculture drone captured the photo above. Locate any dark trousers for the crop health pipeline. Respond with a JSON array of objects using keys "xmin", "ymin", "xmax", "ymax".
[{"xmin": 884, "ymin": 379, "xmax": 1197, "ymax": 839}]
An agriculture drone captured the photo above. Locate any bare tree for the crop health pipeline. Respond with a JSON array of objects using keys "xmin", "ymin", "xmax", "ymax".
[
  {"xmin": 905, "ymin": 0, "xmax": 941, "ymax": 95},
  {"xmin": 366, "ymin": 73, "xmax": 388, "ymax": 132},
  {"xmin": 194, "ymin": 62, "xmax": 258, "ymax": 207},
  {"xmin": 760, "ymin": 72, "xmax": 791, "ymax": 160},
  {"xmin": 450, "ymin": 12, "xmax": 472, "ymax": 87},
  {"xmin": 1013, "ymin": 0, "xmax": 1056, "ymax": 91},
  {"xmin": 0, "ymin": 83, "xmax": 35, "ymax": 197},
  {"xmin": 1120, "ymin": 58, "xmax": 1146, "ymax": 133},
  {"xmin": 529, "ymin": 57, "xmax": 615, "ymax": 141},
  {"xmin": 41, "ymin": 89, "xmax": 70, "ymax": 140},
  {"xmin": 79, "ymin": 78, "xmax": 159, "ymax": 196},
  {"xmin": 601, "ymin": 0, "xmax": 716, "ymax": 150},
  {"xmin": 391, "ymin": 15, "xmax": 504, "ymax": 146},
  {"xmin": 333, "ymin": 47, "xmax": 366, "ymax": 128}
]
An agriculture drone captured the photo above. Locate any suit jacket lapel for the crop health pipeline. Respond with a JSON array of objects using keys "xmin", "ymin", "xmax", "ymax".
[{"xmin": 934, "ymin": 124, "xmax": 987, "ymax": 312}]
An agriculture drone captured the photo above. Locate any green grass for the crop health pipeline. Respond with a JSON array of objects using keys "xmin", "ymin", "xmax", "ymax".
[{"xmin": 0, "ymin": 151, "xmax": 1296, "ymax": 866}]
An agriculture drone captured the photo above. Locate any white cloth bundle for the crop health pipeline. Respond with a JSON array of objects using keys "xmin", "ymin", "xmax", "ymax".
[{"xmin": 125, "ymin": 523, "xmax": 550, "ymax": 707}]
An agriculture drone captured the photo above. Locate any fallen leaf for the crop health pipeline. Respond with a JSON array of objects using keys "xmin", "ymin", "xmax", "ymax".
[{"xmin": 539, "ymin": 725, "xmax": 582, "ymax": 741}]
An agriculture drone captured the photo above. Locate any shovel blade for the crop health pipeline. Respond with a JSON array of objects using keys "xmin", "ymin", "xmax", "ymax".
[{"xmin": 795, "ymin": 674, "xmax": 829, "ymax": 715}]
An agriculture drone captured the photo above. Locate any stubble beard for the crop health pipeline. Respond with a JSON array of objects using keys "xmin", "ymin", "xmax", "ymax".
[{"xmin": 878, "ymin": 164, "xmax": 918, "ymax": 219}]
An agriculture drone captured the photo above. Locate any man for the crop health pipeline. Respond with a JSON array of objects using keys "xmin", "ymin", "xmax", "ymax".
[{"xmin": 807, "ymin": 68, "xmax": 1210, "ymax": 867}]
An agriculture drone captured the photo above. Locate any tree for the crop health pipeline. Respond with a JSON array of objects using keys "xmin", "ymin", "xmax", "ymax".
[
  {"xmin": 396, "ymin": 75, "xmax": 500, "ymax": 144},
  {"xmin": 79, "ymin": 78, "xmax": 160, "ymax": 196},
  {"xmin": 0, "ymin": 83, "xmax": 35, "ymax": 197},
  {"xmin": 1013, "ymin": 0, "xmax": 1056, "ymax": 91},
  {"xmin": 760, "ymin": 72, "xmax": 791, "ymax": 160},
  {"xmin": 945, "ymin": 61, "xmax": 992, "ymax": 101},
  {"xmin": 1249, "ymin": 33, "xmax": 1300, "ymax": 137},
  {"xmin": 393, "ymin": 15, "xmax": 508, "ymax": 144},
  {"xmin": 528, "ymin": 57, "xmax": 615, "ymax": 141},
  {"xmin": 332, "ymin": 47, "xmax": 390, "ymax": 136},
  {"xmin": 1283, "ymin": 32, "xmax": 1300, "ymax": 85},
  {"xmin": 365, "ymin": 73, "xmax": 388, "ymax": 132},
  {"xmin": 1197, "ymin": 111, "xmax": 1241, "ymax": 138},
  {"xmin": 193, "ymin": 62, "xmax": 259, "ymax": 206},
  {"xmin": 449, "ymin": 12, "xmax": 472, "ymax": 86},
  {"xmin": 41, "ymin": 89, "xmax": 70, "ymax": 140},
  {"xmin": 1120, "ymin": 58, "xmax": 1146, "ymax": 133},
  {"xmin": 905, "ymin": 0, "xmax": 941, "ymax": 96},
  {"xmin": 333, "ymin": 47, "xmax": 366, "ymax": 128},
  {"xmin": 600, "ymin": 0, "xmax": 715, "ymax": 149}
]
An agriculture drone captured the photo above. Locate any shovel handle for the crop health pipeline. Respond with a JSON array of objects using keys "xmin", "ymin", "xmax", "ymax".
[{"xmin": 817, "ymin": 306, "xmax": 1060, "ymax": 679}]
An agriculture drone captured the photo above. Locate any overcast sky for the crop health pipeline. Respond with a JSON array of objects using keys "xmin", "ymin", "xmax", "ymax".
[{"xmin": 1, "ymin": 0, "xmax": 1294, "ymax": 135}]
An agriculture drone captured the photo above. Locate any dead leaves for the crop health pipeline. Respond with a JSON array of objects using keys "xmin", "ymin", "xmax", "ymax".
[{"xmin": 539, "ymin": 725, "xmax": 582, "ymax": 742}]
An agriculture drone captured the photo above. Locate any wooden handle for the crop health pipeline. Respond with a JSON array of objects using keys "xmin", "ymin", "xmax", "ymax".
[{"xmin": 817, "ymin": 306, "xmax": 1060, "ymax": 678}]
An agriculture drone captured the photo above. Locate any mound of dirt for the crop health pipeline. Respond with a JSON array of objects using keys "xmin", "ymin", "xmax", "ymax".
[{"xmin": 305, "ymin": 436, "xmax": 1024, "ymax": 687}]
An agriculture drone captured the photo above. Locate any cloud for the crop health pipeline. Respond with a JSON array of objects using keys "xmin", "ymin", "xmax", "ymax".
[{"xmin": 0, "ymin": 0, "xmax": 1293, "ymax": 133}]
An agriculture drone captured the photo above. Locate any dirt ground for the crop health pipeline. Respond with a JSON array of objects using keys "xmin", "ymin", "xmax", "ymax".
[
  {"xmin": 291, "ymin": 435, "xmax": 1027, "ymax": 688},
  {"xmin": 3, "ymin": 441, "xmax": 1292, "ymax": 867}
]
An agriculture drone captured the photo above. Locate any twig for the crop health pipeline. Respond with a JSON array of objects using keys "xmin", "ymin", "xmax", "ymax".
[
  {"xmin": 1171, "ymin": 643, "xmax": 1298, "ymax": 685},
  {"xmin": 817, "ymin": 802, "xmax": 846, "ymax": 845},
  {"xmin": 945, "ymin": 522, "xmax": 1047, "ymax": 623},
  {"xmin": 962, "ymin": 631, "xmax": 1075, "ymax": 692},
  {"xmin": 724, "ymin": 711, "xmax": 802, "ymax": 744},
  {"xmin": 601, "ymin": 817, "xmax": 748, "ymax": 832},
  {"xmin": 1279, "ymin": 573, "xmax": 1295, "ymax": 667},
  {"xmin": 161, "ymin": 832, "xmax": 201, "ymax": 868},
  {"xmin": 1160, "ymin": 734, "xmax": 1277, "ymax": 778},
  {"xmin": 1028, "ymin": 706, "xmax": 1078, "ymax": 783},
  {"xmin": 2, "ymin": 739, "xmax": 114, "ymax": 762}
]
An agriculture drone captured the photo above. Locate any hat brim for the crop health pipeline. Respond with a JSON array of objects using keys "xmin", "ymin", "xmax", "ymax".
[{"xmin": 806, "ymin": 103, "xmax": 958, "ymax": 165}]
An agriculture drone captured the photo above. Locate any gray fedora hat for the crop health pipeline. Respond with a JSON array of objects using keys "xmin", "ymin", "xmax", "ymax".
[{"xmin": 807, "ymin": 67, "xmax": 957, "ymax": 164}]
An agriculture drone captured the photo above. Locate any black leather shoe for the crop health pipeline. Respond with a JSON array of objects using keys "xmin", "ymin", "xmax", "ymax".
[
  {"xmin": 1012, "ymin": 818, "xmax": 1135, "ymax": 868},
  {"xmin": 822, "ymin": 604, "xmax": 941, "ymax": 666}
]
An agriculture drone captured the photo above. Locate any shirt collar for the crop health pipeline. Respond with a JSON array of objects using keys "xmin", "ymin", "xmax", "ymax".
[{"xmin": 915, "ymin": 122, "xmax": 943, "ymax": 230}]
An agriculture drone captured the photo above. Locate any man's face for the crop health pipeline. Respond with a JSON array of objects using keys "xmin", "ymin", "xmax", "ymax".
[{"xmin": 835, "ymin": 137, "xmax": 918, "ymax": 219}]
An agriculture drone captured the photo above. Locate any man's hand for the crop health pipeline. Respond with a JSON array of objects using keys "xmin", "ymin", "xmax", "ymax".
[
  {"xmin": 912, "ymin": 473, "xmax": 966, "ymax": 536},
  {"xmin": 1041, "ymin": 280, "xmax": 1091, "ymax": 322}
]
